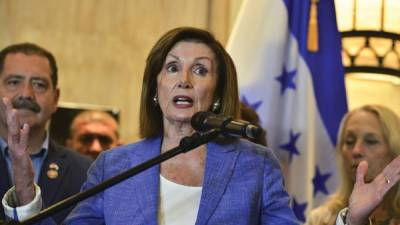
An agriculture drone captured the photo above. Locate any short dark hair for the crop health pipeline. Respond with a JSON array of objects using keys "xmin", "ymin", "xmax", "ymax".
[
  {"xmin": 0, "ymin": 43, "xmax": 58, "ymax": 89},
  {"xmin": 240, "ymin": 102, "xmax": 267, "ymax": 146},
  {"xmin": 139, "ymin": 27, "xmax": 240, "ymax": 138}
]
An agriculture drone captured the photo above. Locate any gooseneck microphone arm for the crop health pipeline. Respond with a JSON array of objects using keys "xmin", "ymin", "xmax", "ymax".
[{"xmin": 1, "ymin": 129, "xmax": 221, "ymax": 225}]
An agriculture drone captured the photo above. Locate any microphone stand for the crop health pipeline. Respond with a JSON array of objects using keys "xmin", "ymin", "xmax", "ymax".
[{"xmin": 1, "ymin": 129, "xmax": 221, "ymax": 225}]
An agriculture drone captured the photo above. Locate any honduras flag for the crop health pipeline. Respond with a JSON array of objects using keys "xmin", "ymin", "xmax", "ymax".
[{"xmin": 226, "ymin": 0, "xmax": 348, "ymax": 223}]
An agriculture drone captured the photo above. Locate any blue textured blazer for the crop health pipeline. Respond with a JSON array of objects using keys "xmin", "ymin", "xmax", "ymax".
[{"xmin": 44, "ymin": 136, "xmax": 298, "ymax": 225}]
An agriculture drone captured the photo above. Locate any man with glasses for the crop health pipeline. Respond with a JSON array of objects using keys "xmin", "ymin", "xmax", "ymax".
[{"xmin": 66, "ymin": 110, "xmax": 121, "ymax": 159}]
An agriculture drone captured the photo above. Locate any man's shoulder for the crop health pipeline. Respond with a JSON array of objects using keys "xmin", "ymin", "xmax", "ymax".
[{"xmin": 48, "ymin": 140, "xmax": 92, "ymax": 166}]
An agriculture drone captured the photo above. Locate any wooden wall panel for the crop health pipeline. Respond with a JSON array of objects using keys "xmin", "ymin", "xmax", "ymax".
[{"xmin": 346, "ymin": 76, "xmax": 400, "ymax": 115}]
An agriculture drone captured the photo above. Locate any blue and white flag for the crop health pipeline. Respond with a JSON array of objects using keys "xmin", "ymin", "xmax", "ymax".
[{"xmin": 226, "ymin": 0, "xmax": 348, "ymax": 223}]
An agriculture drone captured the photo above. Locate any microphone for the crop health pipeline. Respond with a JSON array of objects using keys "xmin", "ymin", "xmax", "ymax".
[{"xmin": 191, "ymin": 111, "xmax": 263, "ymax": 139}]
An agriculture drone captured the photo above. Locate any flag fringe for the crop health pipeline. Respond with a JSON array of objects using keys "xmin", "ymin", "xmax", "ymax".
[{"xmin": 307, "ymin": 0, "xmax": 319, "ymax": 52}]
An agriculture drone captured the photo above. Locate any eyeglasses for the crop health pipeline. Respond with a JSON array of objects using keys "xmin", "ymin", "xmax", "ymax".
[{"xmin": 78, "ymin": 134, "xmax": 114, "ymax": 148}]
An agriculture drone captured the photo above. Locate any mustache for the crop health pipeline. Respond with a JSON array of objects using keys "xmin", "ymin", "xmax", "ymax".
[{"xmin": 12, "ymin": 97, "xmax": 41, "ymax": 113}]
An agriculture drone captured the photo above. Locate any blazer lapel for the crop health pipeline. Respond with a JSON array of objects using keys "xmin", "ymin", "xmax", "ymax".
[
  {"xmin": 130, "ymin": 137, "xmax": 161, "ymax": 225},
  {"xmin": 195, "ymin": 141, "xmax": 239, "ymax": 225},
  {"xmin": 38, "ymin": 142, "xmax": 68, "ymax": 205}
]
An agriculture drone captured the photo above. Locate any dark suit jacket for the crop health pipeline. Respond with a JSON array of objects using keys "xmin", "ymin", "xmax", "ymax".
[{"xmin": 0, "ymin": 140, "xmax": 92, "ymax": 224}]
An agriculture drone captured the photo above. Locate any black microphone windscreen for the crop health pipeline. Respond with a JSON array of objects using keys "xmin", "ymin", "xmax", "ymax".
[{"xmin": 191, "ymin": 111, "xmax": 214, "ymax": 131}]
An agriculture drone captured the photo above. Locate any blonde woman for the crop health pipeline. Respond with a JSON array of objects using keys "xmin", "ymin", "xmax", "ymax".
[{"xmin": 307, "ymin": 105, "xmax": 400, "ymax": 225}]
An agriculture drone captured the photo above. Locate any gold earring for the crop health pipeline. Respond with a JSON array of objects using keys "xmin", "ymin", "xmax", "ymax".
[
  {"xmin": 212, "ymin": 99, "xmax": 221, "ymax": 113},
  {"xmin": 153, "ymin": 93, "xmax": 158, "ymax": 106}
]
